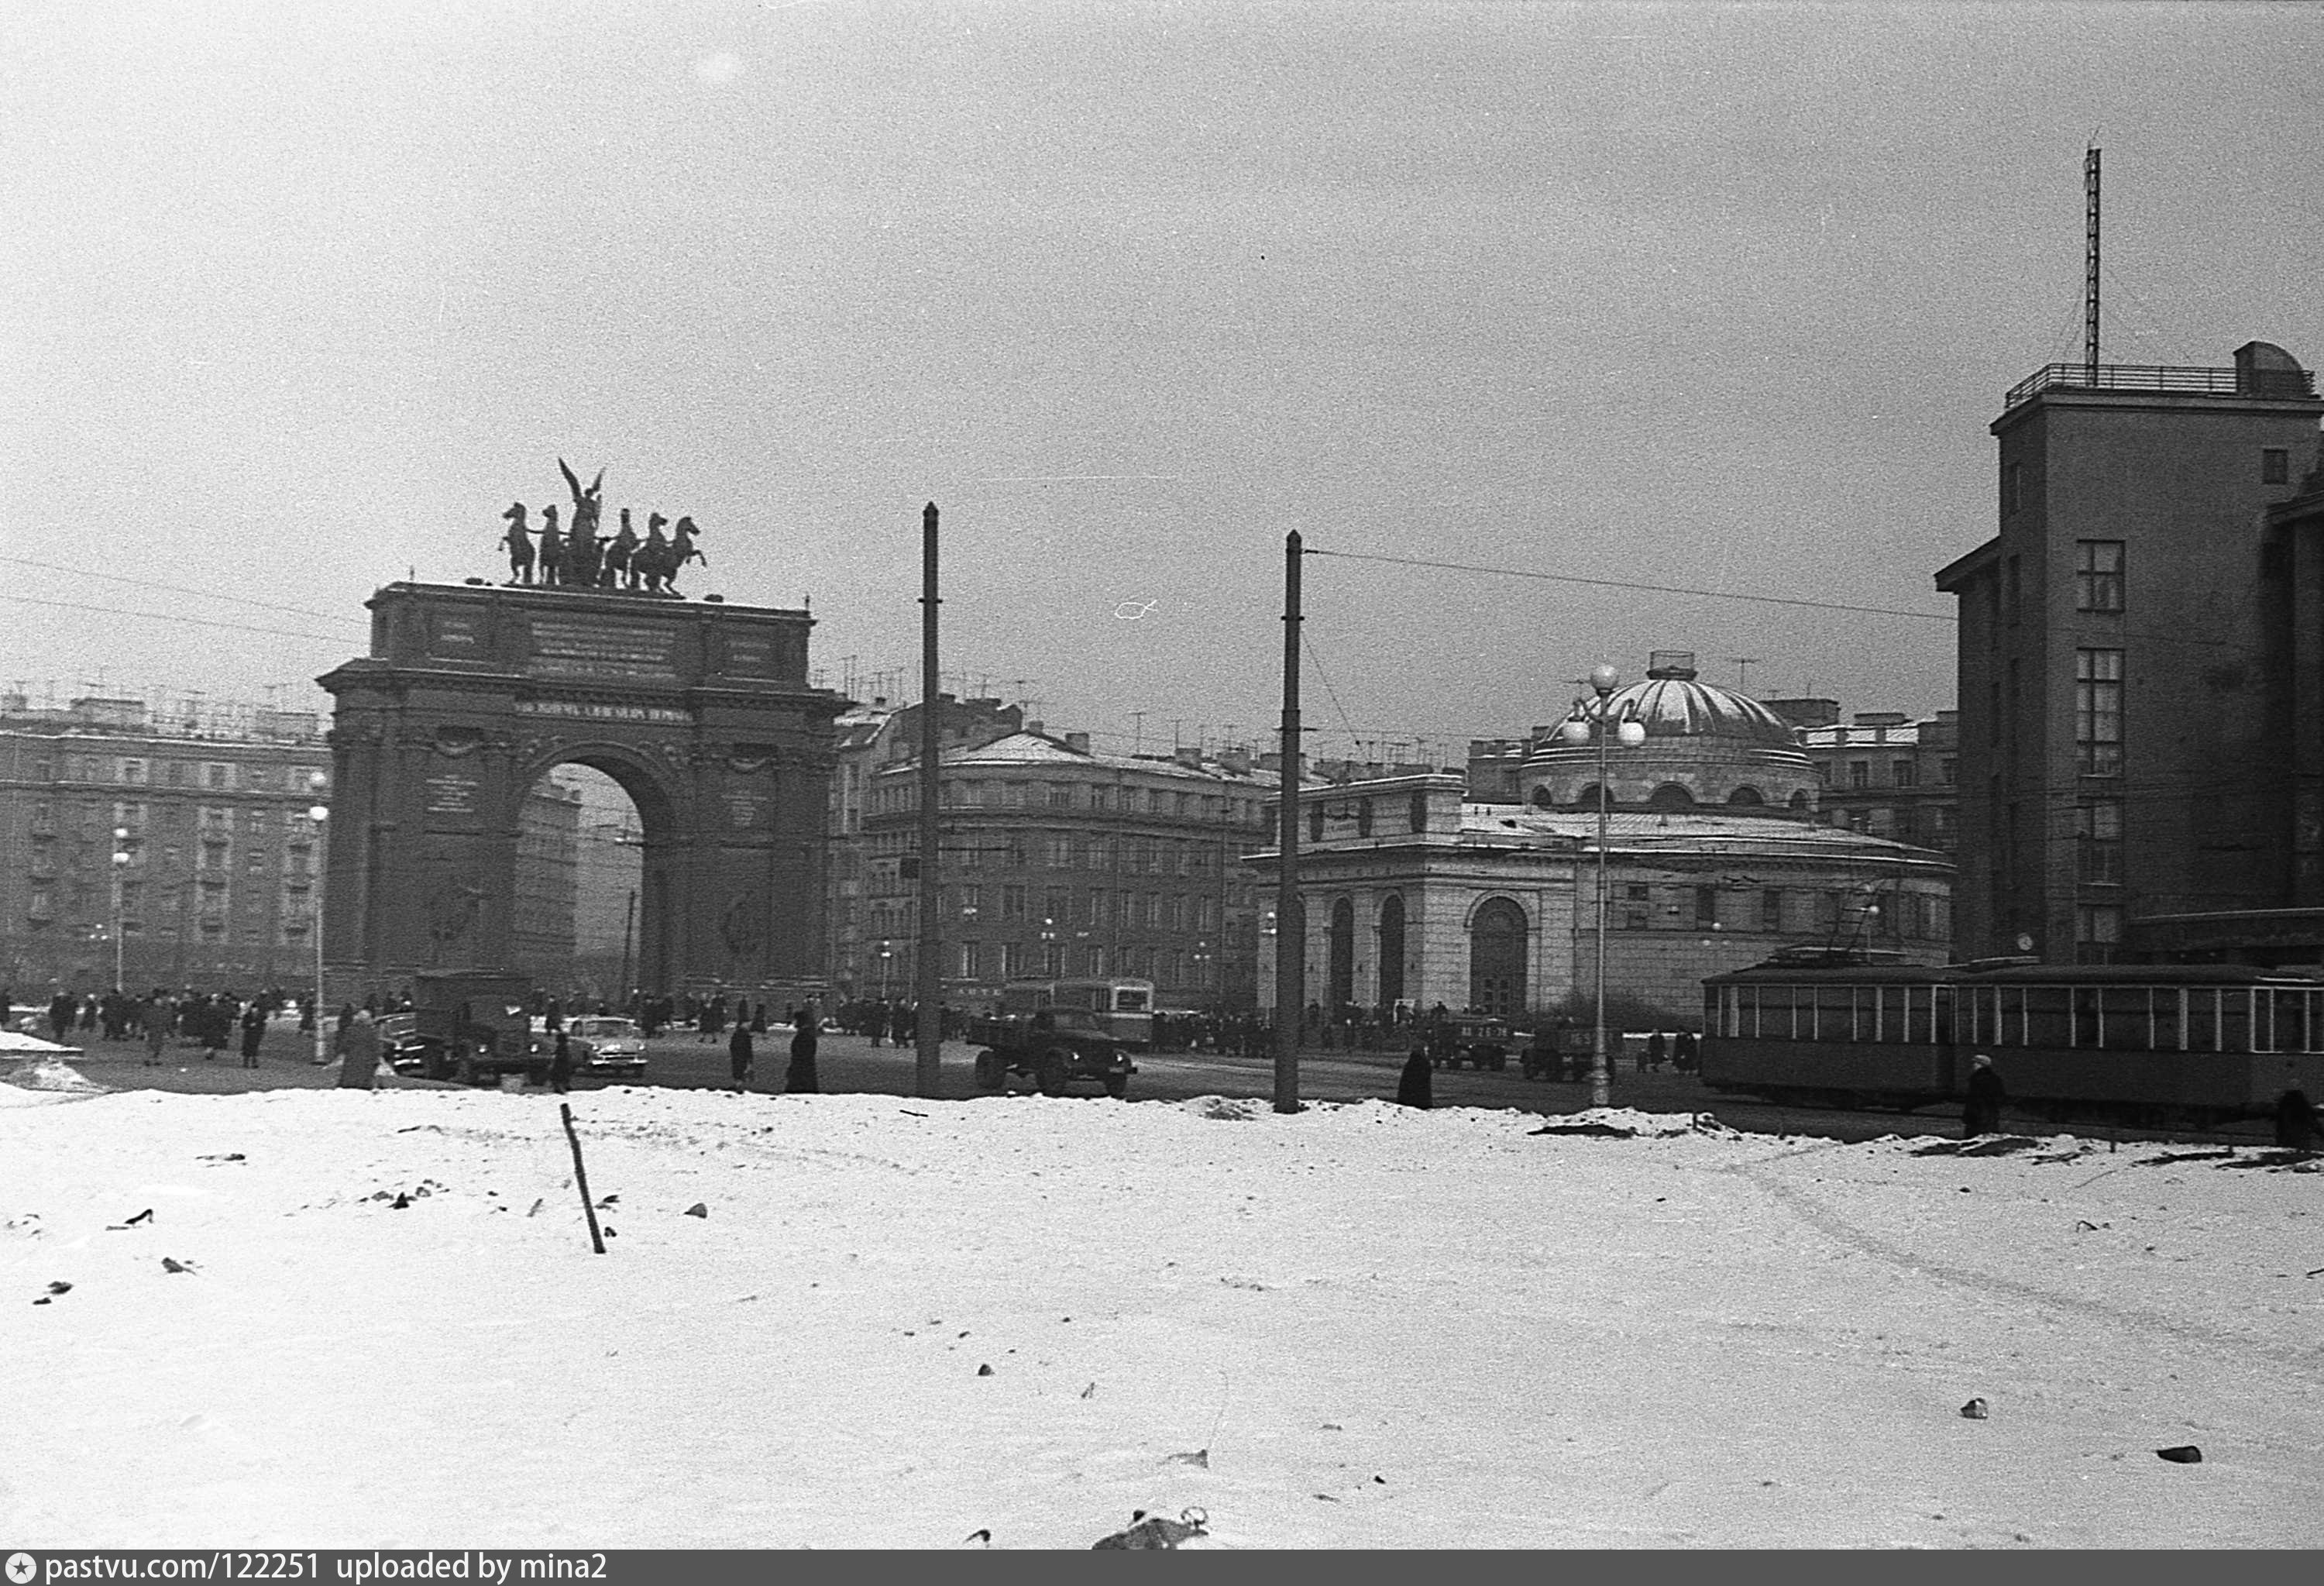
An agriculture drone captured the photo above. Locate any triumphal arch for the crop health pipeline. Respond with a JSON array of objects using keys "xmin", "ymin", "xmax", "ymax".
[{"xmin": 316, "ymin": 579, "xmax": 842, "ymax": 1001}]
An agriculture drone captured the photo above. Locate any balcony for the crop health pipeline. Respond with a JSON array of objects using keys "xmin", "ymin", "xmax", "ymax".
[{"xmin": 2005, "ymin": 361, "xmax": 2316, "ymax": 410}]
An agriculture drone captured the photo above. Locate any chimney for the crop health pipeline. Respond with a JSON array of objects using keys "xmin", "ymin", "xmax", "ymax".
[
  {"xmin": 1219, "ymin": 748, "xmax": 1253, "ymax": 776},
  {"xmin": 1064, "ymin": 731, "xmax": 1091, "ymax": 754},
  {"xmin": 1023, "ymin": 719, "xmax": 1043, "ymax": 737},
  {"xmin": 1174, "ymin": 746, "xmax": 1204, "ymax": 769}
]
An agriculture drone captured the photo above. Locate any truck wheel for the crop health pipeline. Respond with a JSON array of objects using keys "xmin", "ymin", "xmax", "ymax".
[
  {"xmin": 974, "ymin": 1051, "xmax": 1005, "ymax": 1090},
  {"xmin": 1037, "ymin": 1049, "xmax": 1068, "ymax": 1097},
  {"xmin": 1103, "ymin": 1072, "xmax": 1129, "ymax": 1099}
]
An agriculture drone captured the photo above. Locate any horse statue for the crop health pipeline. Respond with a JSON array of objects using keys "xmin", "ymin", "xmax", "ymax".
[
  {"xmin": 635, "ymin": 512, "xmax": 672, "ymax": 594},
  {"xmin": 669, "ymin": 515, "xmax": 708, "ymax": 583},
  {"xmin": 500, "ymin": 502, "xmax": 534, "ymax": 585},
  {"xmin": 535, "ymin": 503, "xmax": 566, "ymax": 587},
  {"xmin": 601, "ymin": 507, "xmax": 640, "ymax": 590}
]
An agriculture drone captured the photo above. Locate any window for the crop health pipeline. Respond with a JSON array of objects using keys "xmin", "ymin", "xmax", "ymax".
[
  {"xmin": 1000, "ymin": 942, "xmax": 1026, "ymax": 979},
  {"xmin": 1892, "ymin": 760, "xmax": 1917, "ymax": 788},
  {"xmin": 1308, "ymin": 804, "xmax": 1324, "ymax": 841},
  {"xmin": 2264, "ymin": 448, "xmax": 2290, "ymax": 484},
  {"xmin": 1761, "ymin": 889, "xmax": 1783, "ymax": 931},
  {"xmin": 1046, "ymin": 782, "xmax": 1074, "ymax": 807},
  {"xmin": 1043, "ymin": 835, "xmax": 1071, "ymax": 868},
  {"xmin": 119, "ymin": 759, "xmax": 147, "ymax": 784},
  {"xmin": 1410, "ymin": 791, "xmax": 1428, "ymax": 833},
  {"xmin": 1356, "ymin": 799, "xmax": 1374, "ymax": 837},
  {"xmin": 957, "ymin": 942, "xmax": 982, "ymax": 979},
  {"xmin": 1848, "ymin": 761, "xmax": 1870, "ymax": 790},
  {"xmin": 1694, "ymin": 887, "xmax": 1718, "ymax": 928},
  {"xmin": 2075, "ymin": 540, "xmax": 2124, "ymax": 612},
  {"xmin": 1043, "ymin": 887, "xmax": 1069, "ymax": 924},
  {"xmin": 2075, "ymin": 649, "xmax": 2124, "ymax": 775},
  {"xmin": 1939, "ymin": 758, "xmax": 1956, "ymax": 786},
  {"xmin": 957, "ymin": 884, "xmax": 982, "ymax": 920},
  {"xmin": 2077, "ymin": 800, "xmax": 2123, "ymax": 885},
  {"xmin": 2075, "ymin": 903, "xmax": 2123, "ymax": 965},
  {"xmin": 1001, "ymin": 884, "xmax": 1026, "ymax": 920},
  {"xmin": 205, "ymin": 763, "xmax": 233, "ymax": 790}
]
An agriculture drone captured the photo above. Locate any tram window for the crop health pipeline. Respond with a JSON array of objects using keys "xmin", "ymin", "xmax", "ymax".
[
  {"xmin": 1815, "ymin": 986, "xmax": 1853, "ymax": 1042},
  {"xmin": 2148, "ymin": 989, "xmax": 2178, "ymax": 1052},
  {"xmin": 2024, "ymin": 986, "xmax": 2071, "ymax": 1050},
  {"xmin": 1931, "ymin": 987, "xmax": 1954, "ymax": 1046},
  {"xmin": 2265, "ymin": 990, "xmax": 2308, "ymax": 1054},
  {"xmin": 1905, "ymin": 986, "xmax": 1933, "ymax": 1044},
  {"xmin": 2185, "ymin": 989, "xmax": 2216, "ymax": 1052},
  {"xmin": 2218, "ymin": 992, "xmax": 2251, "ymax": 1054}
]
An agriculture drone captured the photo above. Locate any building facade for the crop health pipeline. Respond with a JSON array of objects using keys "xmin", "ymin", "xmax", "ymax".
[
  {"xmin": 1251, "ymin": 655, "xmax": 1955, "ymax": 1027},
  {"xmin": 827, "ymin": 693, "xmax": 1024, "ymax": 1003},
  {"xmin": 1935, "ymin": 342, "xmax": 2324, "ymax": 962},
  {"xmin": 1773, "ymin": 704, "xmax": 1960, "ymax": 855},
  {"xmin": 510, "ymin": 779, "xmax": 583, "ymax": 990},
  {"xmin": 854, "ymin": 731, "xmax": 1277, "ymax": 1010},
  {"xmin": 0, "ymin": 694, "xmax": 334, "ymax": 993}
]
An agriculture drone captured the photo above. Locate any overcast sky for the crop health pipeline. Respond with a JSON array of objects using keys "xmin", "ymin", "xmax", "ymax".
[{"xmin": 5, "ymin": 2, "xmax": 2319, "ymax": 761}]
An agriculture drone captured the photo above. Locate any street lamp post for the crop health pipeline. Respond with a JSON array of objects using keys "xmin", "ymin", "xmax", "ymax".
[
  {"xmin": 308, "ymin": 772, "xmax": 330, "ymax": 1066},
  {"xmin": 1562, "ymin": 664, "xmax": 1646, "ymax": 1110},
  {"xmin": 110, "ymin": 827, "xmax": 131, "ymax": 992}
]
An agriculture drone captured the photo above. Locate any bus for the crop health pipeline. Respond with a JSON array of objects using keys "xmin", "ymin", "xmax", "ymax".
[
  {"xmin": 1700, "ymin": 955, "xmax": 2324, "ymax": 1128},
  {"xmin": 998, "ymin": 977, "xmax": 1156, "ymax": 1049}
]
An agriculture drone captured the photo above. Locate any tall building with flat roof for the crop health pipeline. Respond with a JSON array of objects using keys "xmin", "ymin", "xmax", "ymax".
[{"xmin": 1936, "ymin": 342, "xmax": 2324, "ymax": 962}]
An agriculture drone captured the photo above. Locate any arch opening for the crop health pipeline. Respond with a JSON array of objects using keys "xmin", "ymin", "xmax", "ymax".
[{"xmin": 1468, "ymin": 896, "xmax": 1527, "ymax": 1017}]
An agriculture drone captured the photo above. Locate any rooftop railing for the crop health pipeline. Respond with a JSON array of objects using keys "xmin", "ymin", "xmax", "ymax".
[{"xmin": 2006, "ymin": 362, "xmax": 2317, "ymax": 408}]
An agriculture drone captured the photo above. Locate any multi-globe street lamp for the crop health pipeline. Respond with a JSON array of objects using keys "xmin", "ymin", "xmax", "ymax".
[
  {"xmin": 1560, "ymin": 664, "xmax": 1647, "ymax": 1110},
  {"xmin": 110, "ymin": 827, "xmax": 131, "ymax": 992},
  {"xmin": 307, "ymin": 772, "xmax": 330, "ymax": 1066}
]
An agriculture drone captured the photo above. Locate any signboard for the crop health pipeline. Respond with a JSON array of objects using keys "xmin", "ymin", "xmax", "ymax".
[
  {"xmin": 425, "ymin": 772, "xmax": 480, "ymax": 815},
  {"xmin": 529, "ymin": 619, "xmax": 678, "ymax": 682},
  {"xmin": 517, "ymin": 699, "xmax": 692, "ymax": 724},
  {"xmin": 428, "ymin": 612, "xmax": 485, "ymax": 659}
]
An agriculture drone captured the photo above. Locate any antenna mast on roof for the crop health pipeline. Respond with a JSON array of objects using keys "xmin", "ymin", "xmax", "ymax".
[{"xmin": 2085, "ymin": 145, "xmax": 2101, "ymax": 383}]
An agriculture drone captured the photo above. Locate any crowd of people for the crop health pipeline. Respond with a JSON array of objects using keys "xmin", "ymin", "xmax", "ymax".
[{"xmin": 1, "ymin": 985, "xmax": 325, "ymax": 1069}]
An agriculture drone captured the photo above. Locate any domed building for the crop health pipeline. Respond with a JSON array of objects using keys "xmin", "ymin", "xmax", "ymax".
[{"xmin": 1248, "ymin": 652, "xmax": 1956, "ymax": 1033}]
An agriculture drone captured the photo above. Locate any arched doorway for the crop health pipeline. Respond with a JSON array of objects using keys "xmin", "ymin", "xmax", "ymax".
[
  {"xmin": 514, "ymin": 763, "xmax": 650, "ymax": 1006},
  {"xmin": 1469, "ymin": 896, "xmax": 1527, "ymax": 1016},
  {"xmin": 1327, "ymin": 896, "xmax": 1356, "ymax": 1015},
  {"xmin": 1376, "ymin": 893, "xmax": 1406, "ymax": 1010}
]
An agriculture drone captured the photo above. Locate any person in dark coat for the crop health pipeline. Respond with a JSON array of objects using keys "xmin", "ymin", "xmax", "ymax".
[
  {"xmin": 1645, "ymin": 1030, "xmax": 1667, "ymax": 1072},
  {"xmin": 727, "ymin": 1020, "xmax": 755, "ymax": 1092},
  {"xmin": 786, "ymin": 1012, "xmax": 821, "ymax": 1094},
  {"xmin": 1395, "ymin": 1047, "xmax": 1433, "ymax": 1110},
  {"xmin": 1673, "ymin": 1029, "xmax": 1700, "ymax": 1072},
  {"xmin": 1962, "ymin": 1053, "xmax": 2006, "ymax": 1137},
  {"xmin": 239, "ymin": 1002, "xmax": 266, "ymax": 1067},
  {"xmin": 550, "ymin": 1029, "xmax": 574, "ymax": 1095},
  {"xmin": 2274, "ymin": 1088, "xmax": 2322, "ymax": 1151}
]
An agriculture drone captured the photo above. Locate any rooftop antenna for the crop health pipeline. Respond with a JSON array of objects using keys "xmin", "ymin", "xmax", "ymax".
[
  {"xmin": 1729, "ymin": 656, "xmax": 1759, "ymax": 692},
  {"xmin": 2085, "ymin": 144, "xmax": 2101, "ymax": 383}
]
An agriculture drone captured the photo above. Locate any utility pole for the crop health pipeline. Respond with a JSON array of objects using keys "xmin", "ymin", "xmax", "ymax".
[
  {"xmin": 2085, "ymin": 145, "xmax": 2101, "ymax": 384},
  {"xmin": 915, "ymin": 503, "xmax": 944, "ymax": 1097},
  {"xmin": 1274, "ymin": 530, "xmax": 1305, "ymax": 1114}
]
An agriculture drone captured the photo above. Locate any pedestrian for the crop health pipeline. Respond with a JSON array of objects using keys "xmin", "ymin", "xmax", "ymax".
[
  {"xmin": 239, "ymin": 1002, "xmax": 266, "ymax": 1067},
  {"xmin": 1962, "ymin": 1053, "xmax": 2006, "ymax": 1137},
  {"xmin": 1673, "ymin": 1029, "xmax": 1699, "ymax": 1073},
  {"xmin": 728, "ymin": 1020, "xmax": 755, "ymax": 1092},
  {"xmin": 786, "ymin": 1011, "xmax": 820, "ymax": 1095},
  {"xmin": 1645, "ymin": 1030, "xmax": 1667, "ymax": 1072},
  {"xmin": 550, "ymin": 1029, "xmax": 574, "ymax": 1096},
  {"xmin": 143, "ymin": 999, "xmax": 169, "ymax": 1067},
  {"xmin": 2273, "ymin": 1088, "xmax": 2322, "ymax": 1152},
  {"xmin": 337, "ymin": 1010, "xmax": 380, "ymax": 1090},
  {"xmin": 1395, "ymin": 1046, "xmax": 1432, "ymax": 1110}
]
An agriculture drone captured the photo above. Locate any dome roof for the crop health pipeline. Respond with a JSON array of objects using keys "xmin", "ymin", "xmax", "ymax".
[{"xmin": 1567, "ymin": 653, "xmax": 1801, "ymax": 748}]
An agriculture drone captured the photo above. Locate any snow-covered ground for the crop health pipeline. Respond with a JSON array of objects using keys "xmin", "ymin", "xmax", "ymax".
[{"xmin": 3, "ymin": 1079, "xmax": 2319, "ymax": 1550}]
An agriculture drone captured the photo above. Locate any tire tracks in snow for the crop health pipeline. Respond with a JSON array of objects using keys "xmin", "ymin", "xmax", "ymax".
[{"xmin": 1717, "ymin": 1154, "xmax": 2324, "ymax": 1377}]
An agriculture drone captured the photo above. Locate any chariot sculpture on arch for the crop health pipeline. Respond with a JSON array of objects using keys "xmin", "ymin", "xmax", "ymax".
[{"xmin": 499, "ymin": 459, "xmax": 708, "ymax": 596}]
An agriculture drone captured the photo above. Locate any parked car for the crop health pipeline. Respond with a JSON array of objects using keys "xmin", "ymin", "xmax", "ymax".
[{"xmin": 531, "ymin": 1014, "xmax": 649, "ymax": 1080}]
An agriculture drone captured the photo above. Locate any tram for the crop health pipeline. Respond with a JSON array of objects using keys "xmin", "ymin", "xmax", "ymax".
[{"xmin": 1700, "ymin": 953, "xmax": 2324, "ymax": 1128}]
